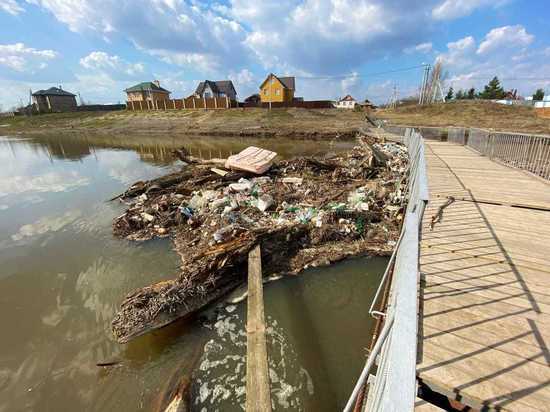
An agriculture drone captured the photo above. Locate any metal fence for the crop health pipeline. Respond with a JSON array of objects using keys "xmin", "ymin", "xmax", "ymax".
[
  {"xmin": 467, "ymin": 128, "xmax": 550, "ymax": 180},
  {"xmin": 447, "ymin": 127, "xmax": 466, "ymax": 145},
  {"xmin": 344, "ymin": 128, "xmax": 429, "ymax": 412},
  {"xmin": 388, "ymin": 124, "xmax": 550, "ymax": 181}
]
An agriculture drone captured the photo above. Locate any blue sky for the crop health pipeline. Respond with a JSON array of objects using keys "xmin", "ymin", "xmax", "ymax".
[{"xmin": 0, "ymin": 0, "xmax": 549, "ymax": 108}]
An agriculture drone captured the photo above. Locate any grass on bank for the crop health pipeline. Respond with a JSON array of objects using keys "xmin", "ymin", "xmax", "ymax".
[{"xmin": 377, "ymin": 100, "xmax": 550, "ymax": 135}]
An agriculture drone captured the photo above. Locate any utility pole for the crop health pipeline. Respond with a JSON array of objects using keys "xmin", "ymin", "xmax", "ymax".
[
  {"xmin": 29, "ymin": 89, "xmax": 33, "ymax": 116},
  {"xmin": 269, "ymin": 74, "xmax": 272, "ymax": 111},
  {"xmin": 388, "ymin": 84, "xmax": 399, "ymax": 109},
  {"xmin": 419, "ymin": 64, "xmax": 430, "ymax": 105}
]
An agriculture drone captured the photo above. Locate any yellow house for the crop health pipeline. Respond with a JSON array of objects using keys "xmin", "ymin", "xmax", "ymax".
[{"xmin": 259, "ymin": 74, "xmax": 295, "ymax": 103}]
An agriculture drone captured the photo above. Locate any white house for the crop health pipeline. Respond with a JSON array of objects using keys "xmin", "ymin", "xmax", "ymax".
[
  {"xmin": 535, "ymin": 95, "xmax": 550, "ymax": 108},
  {"xmin": 335, "ymin": 94, "xmax": 357, "ymax": 109}
]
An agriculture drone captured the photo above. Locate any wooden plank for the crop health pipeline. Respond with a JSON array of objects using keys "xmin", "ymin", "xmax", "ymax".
[{"xmin": 246, "ymin": 244, "xmax": 272, "ymax": 412}]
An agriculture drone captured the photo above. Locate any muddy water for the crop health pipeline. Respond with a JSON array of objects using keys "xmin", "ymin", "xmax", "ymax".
[{"xmin": 0, "ymin": 133, "xmax": 386, "ymax": 412}]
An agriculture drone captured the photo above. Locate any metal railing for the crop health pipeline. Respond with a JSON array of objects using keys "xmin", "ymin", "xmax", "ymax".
[
  {"xmin": 388, "ymin": 123, "xmax": 550, "ymax": 181},
  {"xmin": 467, "ymin": 128, "xmax": 550, "ymax": 180},
  {"xmin": 447, "ymin": 127, "xmax": 466, "ymax": 145},
  {"xmin": 344, "ymin": 128, "xmax": 429, "ymax": 412}
]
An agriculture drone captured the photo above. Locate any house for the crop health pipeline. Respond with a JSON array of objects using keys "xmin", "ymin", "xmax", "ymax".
[
  {"xmin": 32, "ymin": 87, "xmax": 77, "ymax": 112},
  {"xmin": 125, "ymin": 81, "xmax": 171, "ymax": 102},
  {"xmin": 335, "ymin": 95, "xmax": 358, "ymax": 109},
  {"xmin": 359, "ymin": 99, "xmax": 376, "ymax": 110},
  {"xmin": 259, "ymin": 74, "xmax": 295, "ymax": 103},
  {"xmin": 244, "ymin": 93, "xmax": 261, "ymax": 104},
  {"xmin": 194, "ymin": 80, "xmax": 237, "ymax": 100}
]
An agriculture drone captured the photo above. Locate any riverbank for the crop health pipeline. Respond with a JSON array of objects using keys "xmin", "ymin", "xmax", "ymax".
[
  {"xmin": 0, "ymin": 108, "xmax": 366, "ymax": 140},
  {"xmin": 378, "ymin": 100, "xmax": 550, "ymax": 135}
]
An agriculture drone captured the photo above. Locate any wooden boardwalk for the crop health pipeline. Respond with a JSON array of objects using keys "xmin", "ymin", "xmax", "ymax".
[{"xmin": 417, "ymin": 141, "xmax": 550, "ymax": 411}]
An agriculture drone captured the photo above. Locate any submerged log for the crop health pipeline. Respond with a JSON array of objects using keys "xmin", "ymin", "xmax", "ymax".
[
  {"xmin": 111, "ymin": 226, "xmax": 304, "ymax": 343},
  {"xmin": 153, "ymin": 342, "xmax": 204, "ymax": 412}
]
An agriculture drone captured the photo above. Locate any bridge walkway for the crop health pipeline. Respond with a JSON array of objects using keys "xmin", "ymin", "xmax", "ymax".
[{"xmin": 417, "ymin": 140, "xmax": 550, "ymax": 411}]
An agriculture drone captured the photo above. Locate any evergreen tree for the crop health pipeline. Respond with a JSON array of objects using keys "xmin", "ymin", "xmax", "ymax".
[
  {"xmin": 533, "ymin": 88, "xmax": 545, "ymax": 101},
  {"xmin": 467, "ymin": 88, "xmax": 476, "ymax": 99},
  {"xmin": 479, "ymin": 76, "xmax": 506, "ymax": 99},
  {"xmin": 445, "ymin": 87, "xmax": 454, "ymax": 101}
]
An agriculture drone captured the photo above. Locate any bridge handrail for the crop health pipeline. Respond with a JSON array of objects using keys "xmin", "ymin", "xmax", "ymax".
[
  {"xmin": 466, "ymin": 128, "xmax": 550, "ymax": 180},
  {"xmin": 385, "ymin": 123, "xmax": 550, "ymax": 181},
  {"xmin": 344, "ymin": 128, "xmax": 429, "ymax": 412}
]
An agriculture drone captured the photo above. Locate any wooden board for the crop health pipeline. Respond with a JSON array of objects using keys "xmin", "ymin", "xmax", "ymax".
[
  {"xmin": 416, "ymin": 141, "xmax": 550, "ymax": 411},
  {"xmin": 246, "ymin": 245, "xmax": 272, "ymax": 412},
  {"xmin": 225, "ymin": 146, "xmax": 277, "ymax": 174}
]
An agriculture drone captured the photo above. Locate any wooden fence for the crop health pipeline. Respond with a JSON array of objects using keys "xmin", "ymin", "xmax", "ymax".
[
  {"xmin": 126, "ymin": 97, "xmax": 238, "ymax": 111},
  {"xmin": 536, "ymin": 107, "xmax": 550, "ymax": 118},
  {"xmin": 241, "ymin": 100, "xmax": 334, "ymax": 109}
]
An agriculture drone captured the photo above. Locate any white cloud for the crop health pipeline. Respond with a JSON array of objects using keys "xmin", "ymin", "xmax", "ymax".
[
  {"xmin": 147, "ymin": 50, "xmax": 218, "ymax": 73},
  {"xmin": 0, "ymin": 0, "xmax": 24, "ymax": 15},
  {"xmin": 341, "ymin": 72, "xmax": 362, "ymax": 95},
  {"xmin": 477, "ymin": 25, "xmax": 534, "ymax": 55},
  {"xmin": 0, "ymin": 43, "xmax": 57, "ymax": 72},
  {"xmin": 436, "ymin": 26, "xmax": 548, "ymax": 98},
  {"xmin": 0, "ymin": 171, "xmax": 90, "ymax": 197},
  {"xmin": 404, "ymin": 42, "xmax": 433, "ymax": 54},
  {"xmin": 80, "ymin": 51, "xmax": 144, "ymax": 76},
  {"xmin": 437, "ymin": 36, "xmax": 476, "ymax": 68},
  {"xmin": 243, "ymin": 0, "xmax": 437, "ymax": 74},
  {"xmin": 11, "ymin": 210, "xmax": 82, "ymax": 242},
  {"xmin": 432, "ymin": 0, "xmax": 509, "ymax": 20},
  {"xmin": 228, "ymin": 68, "xmax": 257, "ymax": 98},
  {"xmin": 26, "ymin": 0, "xmax": 443, "ymax": 76},
  {"xmin": 30, "ymin": 0, "xmax": 250, "ymax": 70}
]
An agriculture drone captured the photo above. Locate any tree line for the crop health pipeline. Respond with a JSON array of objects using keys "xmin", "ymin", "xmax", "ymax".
[{"xmin": 445, "ymin": 76, "xmax": 545, "ymax": 101}]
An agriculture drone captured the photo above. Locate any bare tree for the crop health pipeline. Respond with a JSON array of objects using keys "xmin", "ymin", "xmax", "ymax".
[{"xmin": 424, "ymin": 60, "xmax": 448, "ymax": 104}]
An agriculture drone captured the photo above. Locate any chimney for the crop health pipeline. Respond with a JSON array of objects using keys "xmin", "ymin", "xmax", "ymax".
[{"xmin": 153, "ymin": 80, "xmax": 160, "ymax": 88}]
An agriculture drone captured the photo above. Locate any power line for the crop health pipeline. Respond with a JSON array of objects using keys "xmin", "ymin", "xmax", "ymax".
[
  {"xmin": 449, "ymin": 76, "xmax": 550, "ymax": 81},
  {"xmin": 294, "ymin": 65, "xmax": 425, "ymax": 80}
]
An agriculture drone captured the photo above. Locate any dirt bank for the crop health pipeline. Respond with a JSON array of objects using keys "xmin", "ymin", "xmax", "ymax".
[
  {"xmin": 378, "ymin": 100, "xmax": 550, "ymax": 135},
  {"xmin": 0, "ymin": 108, "xmax": 367, "ymax": 140}
]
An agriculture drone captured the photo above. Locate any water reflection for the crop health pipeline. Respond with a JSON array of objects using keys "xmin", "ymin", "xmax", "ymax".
[
  {"xmin": 0, "ymin": 133, "xmax": 382, "ymax": 412},
  {"xmin": 2, "ymin": 132, "xmax": 355, "ymax": 165}
]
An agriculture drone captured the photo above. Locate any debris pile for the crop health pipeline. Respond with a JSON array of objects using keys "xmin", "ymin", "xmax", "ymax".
[{"xmin": 110, "ymin": 139, "xmax": 409, "ymax": 343}]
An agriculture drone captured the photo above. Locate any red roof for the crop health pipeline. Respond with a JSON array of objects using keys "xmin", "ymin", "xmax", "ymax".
[{"xmin": 339, "ymin": 94, "xmax": 356, "ymax": 102}]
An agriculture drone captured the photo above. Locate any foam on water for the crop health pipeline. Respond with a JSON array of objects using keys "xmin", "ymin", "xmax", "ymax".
[{"xmin": 193, "ymin": 305, "xmax": 314, "ymax": 411}]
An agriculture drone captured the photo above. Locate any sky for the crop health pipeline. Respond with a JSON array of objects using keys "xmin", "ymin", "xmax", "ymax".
[{"xmin": 0, "ymin": 0, "xmax": 549, "ymax": 109}]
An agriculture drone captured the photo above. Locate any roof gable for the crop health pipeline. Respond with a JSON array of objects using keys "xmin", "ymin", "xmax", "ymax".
[
  {"xmin": 125, "ymin": 82, "xmax": 171, "ymax": 94},
  {"xmin": 32, "ymin": 87, "xmax": 76, "ymax": 97},
  {"xmin": 259, "ymin": 74, "xmax": 295, "ymax": 91},
  {"xmin": 195, "ymin": 80, "xmax": 236, "ymax": 96},
  {"xmin": 339, "ymin": 94, "xmax": 356, "ymax": 102}
]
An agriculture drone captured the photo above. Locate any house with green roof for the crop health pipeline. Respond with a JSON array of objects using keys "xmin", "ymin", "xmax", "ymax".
[
  {"xmin": 32, "ymin": 86, "xmax": 77, "ymax": 112},
  {"xmin": 124, "ymin": 80, "xmax": 171, "ymax": 103}
]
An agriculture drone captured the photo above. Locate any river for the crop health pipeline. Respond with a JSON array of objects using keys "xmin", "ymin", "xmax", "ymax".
[{"xmin": 0, "ymin": 133, "xmax": 386, "ymax": 411}]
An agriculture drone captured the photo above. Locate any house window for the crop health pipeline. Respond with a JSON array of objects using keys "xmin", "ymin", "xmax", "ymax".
[
  {"xmin": 264, "ymin": 89, "xmax": 269, "ymax": 95},
  {"xmin": 205, "ymin": 92, "xmax": 212, "ymax": 98},
  {"xmin": 275, "ymin": 89, "xmax": 280, "ymax": 96}
]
